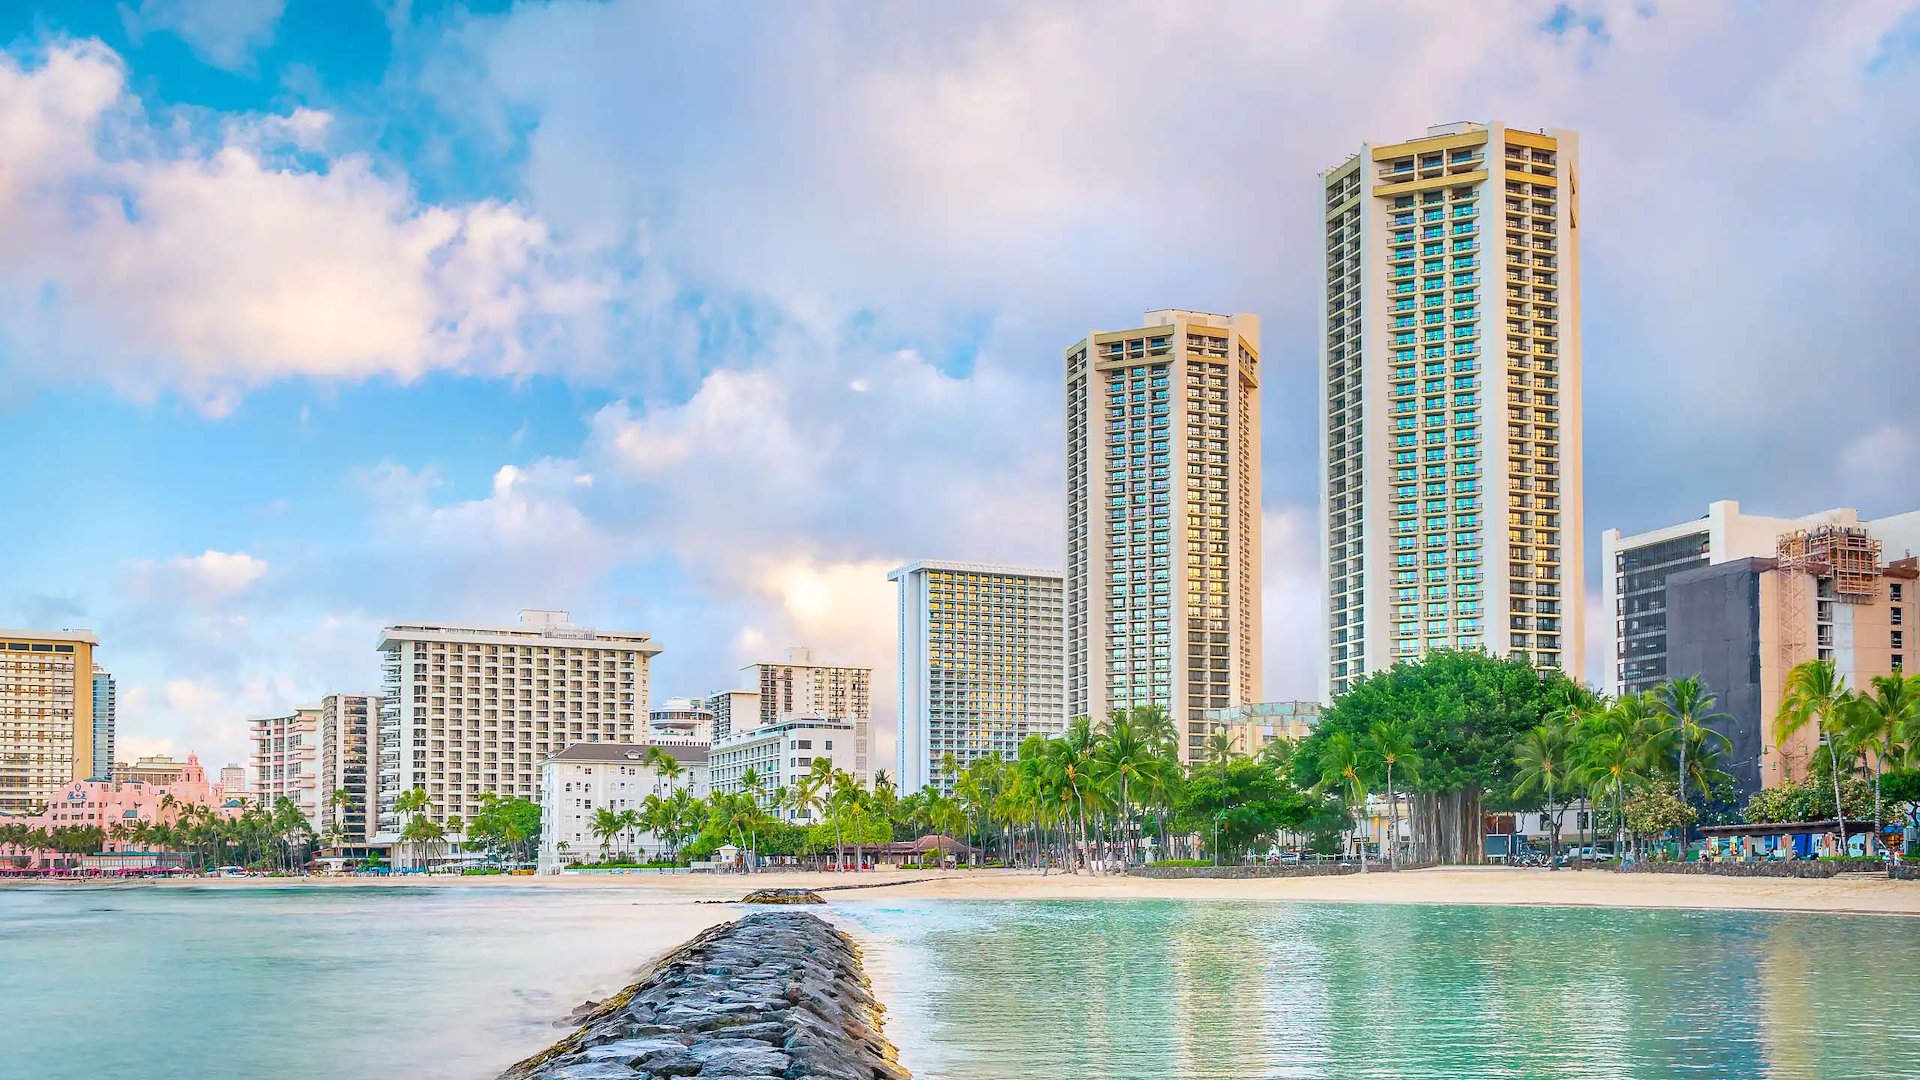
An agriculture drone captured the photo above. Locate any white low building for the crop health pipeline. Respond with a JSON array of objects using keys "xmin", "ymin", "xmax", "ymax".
[
  {"xmin": 709, "ymin": 719, "xmax": 858, "ymax": 824},
  {"xmin": 537, "ymin": 742, "xmax": 708, "ymax": 871}
]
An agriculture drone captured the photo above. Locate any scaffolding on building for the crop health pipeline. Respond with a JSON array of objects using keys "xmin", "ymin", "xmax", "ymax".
[{"xmin": 1773, "ymin": 523, "xmax": 1884, "ymax": 680}]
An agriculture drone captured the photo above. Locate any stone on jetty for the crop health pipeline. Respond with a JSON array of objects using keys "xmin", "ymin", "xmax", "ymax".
[
  {"xmin": 740, "ymin": 888, "xmax": 826, "ymax": 905},
  {"xmin": 500, "ymin": 910, "xmax": 909, "ymax": 1080}
]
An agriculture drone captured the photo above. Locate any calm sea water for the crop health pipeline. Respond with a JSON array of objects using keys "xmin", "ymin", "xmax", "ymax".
[{"xmin": 3, "ymin": 886, "xmax": 1917, "ymax": 1079}]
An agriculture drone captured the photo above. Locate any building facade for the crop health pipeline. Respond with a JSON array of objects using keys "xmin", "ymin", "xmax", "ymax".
[
  {"xmin": 0, "ymin": 753, "xmax": 232, "ymax": 867},
  {"xmin": 1601, "ymin": 501, "xmax": 1920, "ymax": 698},
  {"xmin": 703, "ymin": 689, "xmax": 761, "ymax": 744},
  {"xmin": 710, "ymin": 719, "xmax": 859, "ymax": 822},
  {"xmin": 1201, "ymin": 700, "xmax": 1322, "ymax": 758},
  {"xmin": 90, "ymin": 670, "xmax": 115, "ymax": 782},
  {"xmin": 218, "ymin": 764, "xmax": 249, "ymax": 804},
  {"xmin": 111, "ymin": 755, "xmax": 194, "ymax": 787},
  {"xmin": 1065, "ymin": 309, "xmax": 1264, "ymax": 766},
  {"xmin": 0, "ymin": 628, "xmax": 98, "ymax": 816},
  {"xmin": 1321, "ymin": 123, "xmax": 1584, "ymax": 698},
  {"xmin": 648, "ymin": 697, "xmax": 714, "ymax": 745},
  {"xmin": 318, "ymin": 693, "xmax": 379, "ymax": 846},
  {"xmin": 375, "ymin": 610, "xmax": 659, "ymax": 845},
  {"xmin": 537, "ymin": 741, "xmax": 709, "ymax": 871},
  {"xmin": 249, "ymin": 706, "xmax": 322, "ymax": 824},
  {"xmin": 889, "ymin": 560, "xmax": 1065, "ymax": 794},
  {"xmin": 742, "ymin": 648, "xmax": 870, "ymax": 782}
]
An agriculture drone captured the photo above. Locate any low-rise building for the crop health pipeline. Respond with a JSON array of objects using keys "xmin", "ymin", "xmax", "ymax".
[
  {"xmin": 649, "ymin": 697, "xmax": 714, "ymax": 744},
  {"xmin": 709, "ymin": 719, "xmax": 858, "ymax": 823},
  {"xmin": 0, "ymin": 753, "xmax": 233, "ymax": 868},
  {"xmin": 537, "ymin": 742, "xmax": 709, "ymax": 871},
  {"xmin": 1202, "ymin": 700, "xmax": 1321, "ymax": 758}
]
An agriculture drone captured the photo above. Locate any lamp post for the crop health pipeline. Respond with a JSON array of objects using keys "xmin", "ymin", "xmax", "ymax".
[{"xmin": 1213, "ymin": 812, "xmax": 1222, "ymax": 867}]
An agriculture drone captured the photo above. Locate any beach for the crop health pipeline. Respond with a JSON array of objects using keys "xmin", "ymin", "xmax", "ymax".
[{"xmin": 63, "ymin": 864, "xmax": 1920, "ymax": 916}]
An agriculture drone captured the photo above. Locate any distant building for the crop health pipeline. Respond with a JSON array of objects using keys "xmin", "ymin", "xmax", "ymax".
[
  {"xmin": 249, "ymin": 707, "xmax": 322, "ymax": 824},
  {"xmin": 1066, "ymin": 310, "xmax": 1265, "ymax": 766},
  {"xmin": 0, "ymin": 754, "xmax": 229, "ymax": 868},
  {"xmin": 1601, "ymin": 501, "xmax": 1920, "ymax": 697},
  {"xmin": 741, "ymin": 648, "xmax": 870, "ymax": 782},
  {"xmin": 1202, "ymin": 700, "xmax": 1322, "ymax": 758},
  {"xmin": 90, "ymin": 670, "xmax": 115, "ymax": 781},
  {"xmin": 703, "ymin": 689, "xmax": 761, "ymax": 744},
  {"xmin": 889, "ymin": 560, "xmax": 1065, "ymax": 795},
  {"xmin": 318, "ymin": 693, "xmax": 379, "ymax": 846},
  {"xmin": 710, "ymin": 719, "xmax": 858, "ymax": 823},
  {"xmin": 537, "ymin": 741, "xmax": 709, "ymax": 871},
  {"xmin": 112, "ymin": 754, "xmax": 193, "ymax": 787},
  {"xmin": 0, "ymin": 627, "xmax": 99, "ymax": 815},
  {"xmin": 648, "ymin": 697, "xmax": 714, "ymax": 745},
  {"xmin": 375, "ymin": 610, "xmax": 660, "ymax": 847},
  {"xmin": 1664, "ymin": 541, "xmax": 1915, "ymax": 802},
  {"xmin": 218, "ymin": 764, "xmax": 249, "ymax": 803}
]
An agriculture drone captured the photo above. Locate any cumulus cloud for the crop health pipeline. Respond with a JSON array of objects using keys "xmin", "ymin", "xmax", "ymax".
[
  {"xmin": 0, "ymin": 40, "xmax": 613, "ymax": 414},
  {"xmin": 124, "ymin": 0, "xmax": 286, "ymax": 72},
  {"xmin": 125, "ymin": 550, "xmax": 269, "ymax": 608}
]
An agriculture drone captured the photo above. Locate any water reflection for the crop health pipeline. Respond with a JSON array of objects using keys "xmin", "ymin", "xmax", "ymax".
[{"xmin": 839, "ymin": 900, "xmax": 1920, "ymax": 1080}]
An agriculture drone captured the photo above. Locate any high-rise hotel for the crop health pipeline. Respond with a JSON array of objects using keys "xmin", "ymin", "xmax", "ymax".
[
  {"xmin": 0, "ymin": 628, "xmax": 98, "ymax": 815},
  {"xmin": 889, "ymin": 560, "xmax": 1065, "ymax": 794},
  {"xmin": 1321, "ymin": 123, "xmax": 1584, "ymax": 697},
  {"xmin": 1066, "ymin": 310, "xmax": 1263, "ymax": 766}
]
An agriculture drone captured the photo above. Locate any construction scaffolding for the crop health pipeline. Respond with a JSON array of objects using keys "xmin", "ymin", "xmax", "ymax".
[{"xmin": 1777, "ymin": 525, "xmax": 1883, "ymax": 603}]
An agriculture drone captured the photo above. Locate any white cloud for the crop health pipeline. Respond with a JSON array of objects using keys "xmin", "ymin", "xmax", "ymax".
[
  {"xmin": 124, "ymin": 0, "xmax": 286, "ymax": 72},
  {"xmin": 0, "ymin": 41, "xmax": 613, "ymax": 414},
  {"xmin": 125, "ymin": 550, "xmax": 269, "ymax": 608}
]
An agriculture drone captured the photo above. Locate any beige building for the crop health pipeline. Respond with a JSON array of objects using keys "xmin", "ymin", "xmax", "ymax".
[
  {"xmin": 703, "ymin": 688, "xmax": 761, "ymax": 744},
  {"xmin": 250, "ymin": 705, "xmax": 323, "ymax": 824},
  {"xmin": 1202, "ymin": 700, "xmax": 1321, "ymax": 758},
  {"xmin": 375, "ymin": 610, "xmax": 659, "ymax": 845},
  {"xmin": 1321, "ymin": 123, "xmax": 1584, "ymax": 697},
  {"xmin": 0, "ymin": 628, "xmax": 97, "ymax": 815},
  {"xmin": 112, "ymin": 755, "xmax": 194, "ymax": 787},
  {"xmin": 318, "ymin": 693, "xmax": 380, "ymax": 846},
  {"xmin": 742, "ymin": 647, "xmax": 871, "ymax": 782},
  {"xmin": 889, "ymin": 560, "xmax": 1065, "ymax": 794},
  {"xmin": 1065, "ymin": 310, "xmax": 1264, "ymax": 765}
]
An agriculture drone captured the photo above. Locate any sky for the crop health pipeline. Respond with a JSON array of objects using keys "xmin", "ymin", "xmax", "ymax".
[{"xmin": 2, "ymin": 0, "xmax": 1918, "ymax": 773}]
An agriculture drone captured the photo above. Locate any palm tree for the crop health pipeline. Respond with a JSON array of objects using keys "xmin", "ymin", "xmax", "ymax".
[
  {"xmin": 1203, "ymin": 728, "xmax": 1242, "ymax": 766},
  {"xmin": 1090, "ymin": 713, "xmax": 1159, "ymax": 866},
  {"xmin": 1366, "ymin": 720, "xmax": 1420, "ymax": 869},
  {"xmin": 589, "ymin": 807, "xmax": 624, "ymax": 863},
  {"xmin": 1316, "ymin": 732, "xmax": 1369, "ymax": 870},
  {"xmin": 1514, "ymin": 720, "xmax": 1575, "ymax": 866},
  {"xmin": 1583, "ymin": 730, "xmax": 1644, "ymax": 857},
  {"xmin": 1777, "ymin": 659, "xmax": 1856, "ymax": 856},
  {"xmin": 1653, "ymin": 676, "xmax": 1732, "ymax": 823},
  {"xmin": 325, "ymin": 788, "xmax": 355, "ymax": 850},
  {"xmin": 1842, "ymin": 674, "xmax": 1919, "ymax": 855}
]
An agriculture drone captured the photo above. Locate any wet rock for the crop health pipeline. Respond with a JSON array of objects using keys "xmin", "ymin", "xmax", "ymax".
[
  {"xmin": 739, "ymin": 888, "xmax": 826, "ymax": 905},
  {"xmin": 500, "ymin": 911, "xmax": 908, "ymax": 1079}
]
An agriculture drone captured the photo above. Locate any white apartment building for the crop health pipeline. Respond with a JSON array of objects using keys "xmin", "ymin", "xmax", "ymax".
[
  {"xmin": 318, "ymin": 693, "xmax": 379, "ymax": 846},
  {"xmin": 1065, "ymin": 309, "xmax": 1264, "ymax": 765},
  {"xmin": 710, "ymin": 719, "xmax": 858, "ymax": 823},
  {"xmin": 1601, "ymin": 501, "xmax": 1920, "ymax": 697},
  {"xmin": 218, "ymin": 764, "xmax": 248, "ymax": 804},
  {"xmin": 703, "ymin": 689, "xmax": 761, "ymax": 744},
  {"xmin": 1321, "ymin": 122, "xmax": 1584, "ymax": 698},
  {"xmin": 648, "ymin": 697, "xmax": 714, "ymax": 744},
  {"xmin": 742, "ymin": 648, "xmax": 871, "ymax": 782},
  {"xmin": 374, "ymin": 609, "xmax": 660, "ymax": 845},
  {"xmin": 888, "ymin": 560, "xmax": 1065, "ymax": 794},
  {"xmin": 537, "ymin": 741, "xmax": 709, "ymax": 871},
  {"xmin": 249, "ymin": 705, "xmax": 322, "ymax": 825}
]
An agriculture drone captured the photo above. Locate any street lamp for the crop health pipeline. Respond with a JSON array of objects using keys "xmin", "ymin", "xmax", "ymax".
[{"xmin": 1213, "ymin": 812, "xmax": 1222, "ymax": 867}]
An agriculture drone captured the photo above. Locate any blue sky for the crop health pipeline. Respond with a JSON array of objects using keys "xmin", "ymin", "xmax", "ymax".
[{"xmin": 2, "ymin": 0, "xmax": 1918, "ymax": 770}]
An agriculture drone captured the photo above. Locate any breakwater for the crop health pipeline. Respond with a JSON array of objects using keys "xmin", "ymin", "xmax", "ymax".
[
  {"xmin": 1617, "ymin": 860, "xmax": 1918, "ymax": 881},
  {"xmin": 501, "ymin": 910, "xmax": 908, "ymax": 1080}
]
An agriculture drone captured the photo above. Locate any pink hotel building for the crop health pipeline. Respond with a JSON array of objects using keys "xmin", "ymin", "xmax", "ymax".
[{"xmin": 0, "ymin": 753, "xmax": 240, "ymax": 867}]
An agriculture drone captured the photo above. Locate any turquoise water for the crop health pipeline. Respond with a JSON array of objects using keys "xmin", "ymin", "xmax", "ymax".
[
  {"xmin": 4, "ymin": 887, "xmax": 1918, "ymax": 1079},
  {"xmin": 847, "ymin": 900, "xmax": 1920, "ymax": 1080}
]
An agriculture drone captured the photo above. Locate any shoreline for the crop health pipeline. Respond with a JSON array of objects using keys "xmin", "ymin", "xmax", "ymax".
[{"xmin": 10, "ymin": 865, "xmax": 1918, "ymax": 916}]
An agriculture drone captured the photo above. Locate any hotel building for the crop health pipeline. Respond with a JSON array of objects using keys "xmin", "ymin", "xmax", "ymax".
[
  {"xmin": 648, "ymin": 697, "xmax": 714, "ymax": 745},
  {"xmin": 888, "ymin": 560, "xmax": 1065, "ymax": 794},
  {"xmin": 249, "ymin": 706, "xmax": 322, "ymax": 824},
  {"xmin": 318, "ymin": 693, "xmax": 379, "ymax": 846},
  {"xmin": 374, "ymin": 610, "xmax": 659, "ymax": 844},
  {"xmin": 703, "ymin": 689, "xmax": 761, "ymax": 744},
  {"xmin": 1320, "ymin": 123, "xmax": 1584, "ymax": 697},
  {"xmin": 1201, "ymin": 700, "xmax": 1322, "ymax": 758},
  {"xmin": 218, "ymin": 764, "xmax": 249, "ymax": 804},
  {"xmin": 537, "ymin": 741, "xmax": 709, "ymax": 871},
  {"xmin": 710, "ymin": 718, "xmax": 859, "ymax": 822},
  {"xmin": 0, "ymin": 628, "xmax": 98, "ymax": 816},
  {"xmin": 1601, "ymin": 501, "xmax": 1920, "ymax": 697},
  {"xmin": 1065, "ymin": 310, "xmax": 1263, "ymax": 765},
  {"xmin": 112, "ymin": 755, "xmax": 195, "ymax": 787},
  {"xmin": 90, "ymin": 669, "xmax": 115, "ymax": 782},
  {"xmin": 740, "ymin": 648, "xmax": 871, "ymax": 783}
]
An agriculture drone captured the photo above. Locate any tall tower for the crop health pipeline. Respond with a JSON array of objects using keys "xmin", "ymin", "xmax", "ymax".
[
  {"xmin": 1321, "ymin": 123, "xmax": 1584, "ymax": 698},
  {"xmin": 91, "ymin": 668, "xmax": 116, "ymax": 781},
  {"xmin": 1066, "ymin": 310, "xmax": 1263, "ymax": 766}
]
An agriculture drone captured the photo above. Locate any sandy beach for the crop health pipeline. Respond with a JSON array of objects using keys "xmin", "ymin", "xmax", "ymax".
[{"xmin": 54, "ymin": 864, "xmax": 1918, "ymax": 916}]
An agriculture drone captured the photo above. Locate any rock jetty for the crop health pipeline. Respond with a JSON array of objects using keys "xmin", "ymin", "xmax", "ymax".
[
  {"xmin": 500, "ymin": 910, "xmax": 909, "ymax": 1080},
  {"xmin": 740, "ymin": 888, "xmax": 826, "ymax": 905}
]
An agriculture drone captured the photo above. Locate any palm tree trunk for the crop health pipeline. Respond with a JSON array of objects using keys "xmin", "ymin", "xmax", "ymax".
[
  {"xmin": 1826, "ymin": 722, "xmax": 1848, "ymax": 857},
  {"xmin": 1385, "ymin": 764, "xmax": 1397, "ymax": 870}
]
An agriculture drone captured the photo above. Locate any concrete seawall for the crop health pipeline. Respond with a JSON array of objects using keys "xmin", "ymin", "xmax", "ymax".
[{"xmin": 501, "ymin": 910, "xmax": 908, "ymax": 1080}]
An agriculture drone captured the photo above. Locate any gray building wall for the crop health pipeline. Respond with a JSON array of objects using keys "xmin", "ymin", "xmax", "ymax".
[{"xmin": 1664, "ymin": 558, "xmax": 1766, "ymax": 802}]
